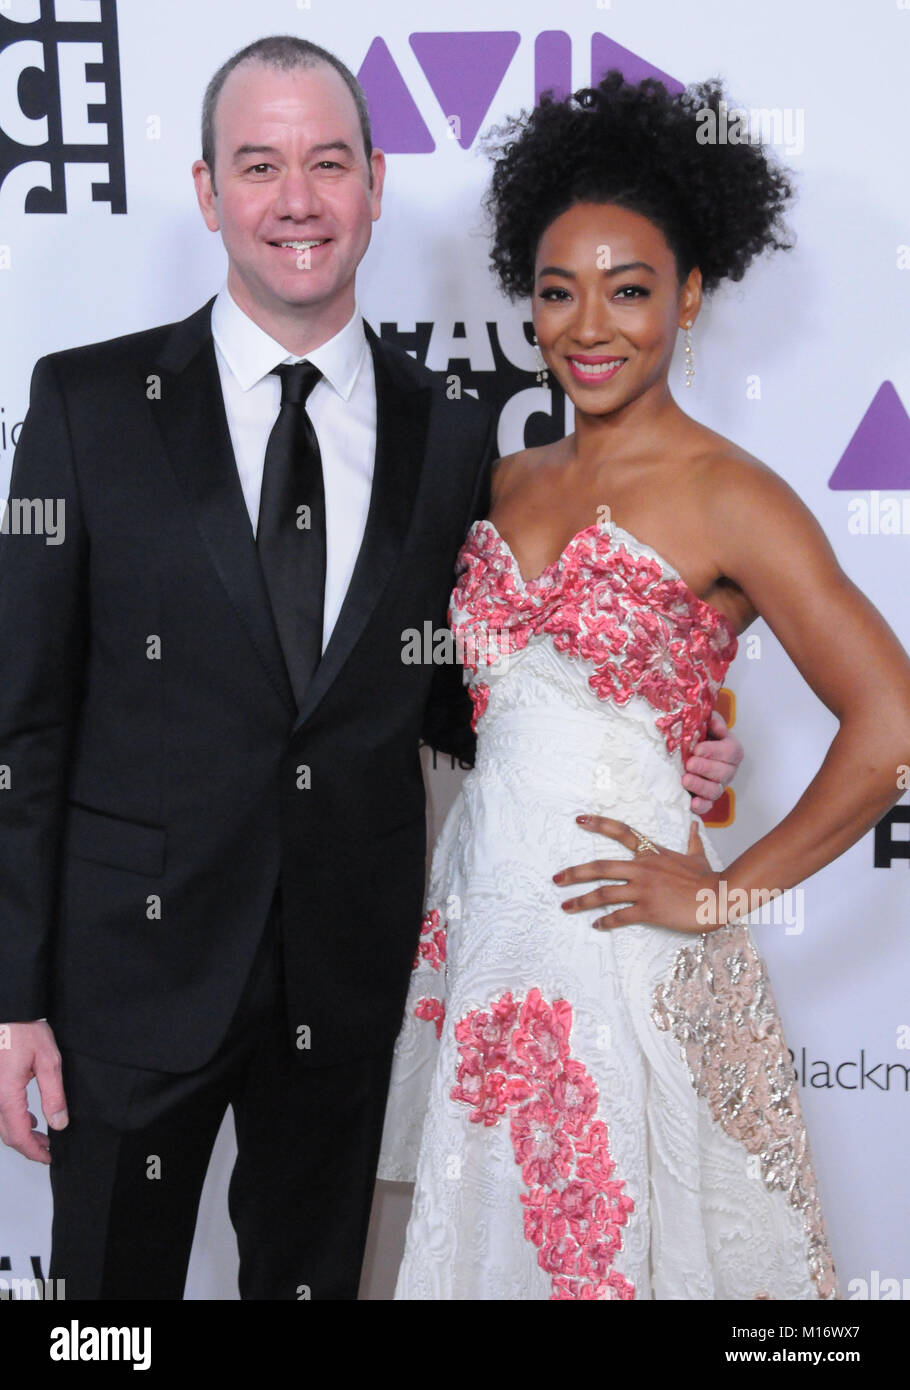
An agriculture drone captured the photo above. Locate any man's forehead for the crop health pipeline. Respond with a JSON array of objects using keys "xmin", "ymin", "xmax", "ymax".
[{"xmin": 218, "ymin": 59, "xmax": 351, "ymax": 117}]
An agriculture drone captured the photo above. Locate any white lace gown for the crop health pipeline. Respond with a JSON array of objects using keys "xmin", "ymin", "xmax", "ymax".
[{"xmin": 378, "ymin": 517, "xmax": 838, "ymax": 1301}]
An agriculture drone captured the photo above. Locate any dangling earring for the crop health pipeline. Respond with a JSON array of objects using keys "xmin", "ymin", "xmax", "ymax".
[
  {"xmin": 533, "ymin": 334, "xmax": 549, "ymax": 387},
  {"xmin": 683, "ymin": 321, "xmax": 695, "ymax": 388}
]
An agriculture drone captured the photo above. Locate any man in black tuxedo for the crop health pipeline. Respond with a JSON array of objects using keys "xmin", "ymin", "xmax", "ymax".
[{"xmin": 0, "ymin": 36, "xmax": 741, "ymax": 1300}]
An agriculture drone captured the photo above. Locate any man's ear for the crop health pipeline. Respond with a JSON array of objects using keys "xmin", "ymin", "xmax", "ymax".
[
  {"xmin": 192, "ymin": 159, "xmax": 220, "ymax": 232},
  {"xmin": 368, "ymin": 148, "xmax": 386, "ymax": 223}
]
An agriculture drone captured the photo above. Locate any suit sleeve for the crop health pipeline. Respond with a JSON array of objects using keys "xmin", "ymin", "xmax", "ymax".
[
  {"xmin": 0, "ymin": 357, "xmax": 88, "ymax": 1021},
  {"xmin": 420, "ymin": 407, "xmax": 497, "ymax": 767}
]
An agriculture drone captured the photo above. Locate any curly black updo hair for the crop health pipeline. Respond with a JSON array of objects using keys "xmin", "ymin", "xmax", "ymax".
[{"xmin": 482, "ymin": 71, "xmax": 795, "ymax": 300}]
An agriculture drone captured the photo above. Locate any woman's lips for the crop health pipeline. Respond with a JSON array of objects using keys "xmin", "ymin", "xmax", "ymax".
[{"xmin": 566, "ymin": 355, "xmax": 627, "ymax": 384}]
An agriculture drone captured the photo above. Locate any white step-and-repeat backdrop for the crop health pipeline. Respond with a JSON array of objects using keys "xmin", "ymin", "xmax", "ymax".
[{"xmin": 0, "ymin": 0, "xmax": 907, "ymax": 1300}]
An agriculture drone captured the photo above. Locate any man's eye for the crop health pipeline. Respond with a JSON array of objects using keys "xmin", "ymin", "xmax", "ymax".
[
  {"xmin": 317, "ymin": 160, "xmax": 343, "ymax": 170},
  {"xmin": 247, "ymin": 164, "xmax": 272, "ymax": 174}
]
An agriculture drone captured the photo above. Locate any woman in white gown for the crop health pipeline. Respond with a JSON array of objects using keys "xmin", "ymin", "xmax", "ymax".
[{"xmin": 378, "ymin": 73, "xmax": 910, "ymax": 1299}]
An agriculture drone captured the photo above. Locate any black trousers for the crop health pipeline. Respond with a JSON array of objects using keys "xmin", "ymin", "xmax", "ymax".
[{"xmin": 47, "ymin": 908, "xmax": 396, "ymax": 1300}]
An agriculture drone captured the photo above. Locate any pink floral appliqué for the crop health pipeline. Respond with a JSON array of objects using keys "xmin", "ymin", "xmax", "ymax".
[
  {"xmin": 468, "ymin": 683, "xmax": 489, "ymax": 732},
  {"xmin": 415, "ymin": 997, "xmax": 445, "ymax": 1039},
  {"xmin": 451, "ymin": 989, "xmax": 635, "ymax": 1300},
  {"xmin": 448, "ymin": 520, "xmax": 737, "ymax": 756},
  {"xmin": 412, "ymin": 909, "xmax": 447, "ymax": 1037},
  {"xmin": 412, "ymin": 907, "xmax": 446, "ymax": 973}
]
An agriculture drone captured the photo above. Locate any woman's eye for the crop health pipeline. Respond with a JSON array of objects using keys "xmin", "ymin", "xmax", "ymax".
[
  {"xmin": 539, "ymin": 287, "xmax": 570, "ymax": 301},
  {"xmin": 614, "ymin": 285, "xmax": 649, "ymax": 299}
]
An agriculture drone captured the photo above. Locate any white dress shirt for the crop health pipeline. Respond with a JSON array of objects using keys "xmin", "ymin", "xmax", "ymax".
[{"xmin": 211, "ymin": 285, "xmax": 377, "ymax": 654}]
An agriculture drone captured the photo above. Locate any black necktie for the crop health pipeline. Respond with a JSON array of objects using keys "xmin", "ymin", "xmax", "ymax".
[{"xmin": 257, "ymin": 361, "xmax": 326, "ymax": 709}]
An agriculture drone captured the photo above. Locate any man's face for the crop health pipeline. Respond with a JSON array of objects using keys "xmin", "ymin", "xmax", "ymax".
[{"xmin": 193, "ymin": 61, "xmax": 384, "ymax": 333}]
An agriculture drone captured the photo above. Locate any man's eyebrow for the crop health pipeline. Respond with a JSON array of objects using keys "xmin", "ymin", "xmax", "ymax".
[
  {"xmin": 310, "ymin": 141, "xmax": 356, "ymax": 158},
  {"xmin": 231, "ymin": 141, "xmax": 357, "ymax": 162},
  {"xmin": 536, "ymin": 260, "xmax": 657, "ymax": 279},
  {"xmin": 232, "ymin": 144, "xmax": 280, "ymax": 161}
]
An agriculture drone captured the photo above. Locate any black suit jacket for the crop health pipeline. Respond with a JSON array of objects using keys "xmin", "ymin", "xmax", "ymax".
[{"xmin": 0, "ymin": 299, "xmax": 495, "ymax": 1070}]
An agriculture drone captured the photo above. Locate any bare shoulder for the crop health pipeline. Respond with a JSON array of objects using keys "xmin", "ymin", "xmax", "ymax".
[
  {"xmin": 684, "ymin": 424, "xmax": 813, "ymax": 527},
  {"xmin": 680, "ymin": 425, "xmax": 838, "ymax": 589},
  {"xmin": 490, "ymin": 443, "xmax": 559, "ymax": 508}
]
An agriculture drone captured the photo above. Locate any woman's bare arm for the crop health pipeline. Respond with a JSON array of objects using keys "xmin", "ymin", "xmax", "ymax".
[{"xmin": 708, "ymin": 457, "xmax": 910, "ymax": 906}]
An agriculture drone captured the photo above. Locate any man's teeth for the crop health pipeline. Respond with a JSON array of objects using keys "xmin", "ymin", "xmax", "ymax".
[
  {"xmin": 572, "ymin": 359, "xmax": 625, "ymax": 374},
  {"xmin": 278, "ymin": 239, "xmax": 327, "ymax": 249}
]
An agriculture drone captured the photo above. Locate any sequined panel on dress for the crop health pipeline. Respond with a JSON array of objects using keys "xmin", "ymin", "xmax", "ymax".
[{"xmin": 651, "ymin": 923, "xmax": 838, "ymax": 1300}]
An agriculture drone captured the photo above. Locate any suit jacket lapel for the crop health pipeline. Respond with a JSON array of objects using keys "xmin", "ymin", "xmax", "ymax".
[
  {"xmin": 151, "ymin": 299, "xmax": 297, "ymax": 719},
  {"xmin": 292, "ymin": 322, "xmax": 433, "ymax": 730}
]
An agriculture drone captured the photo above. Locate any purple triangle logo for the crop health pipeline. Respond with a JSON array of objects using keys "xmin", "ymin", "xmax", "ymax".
[
  {"xmin": 590, "ymin": 35, "xmax": 684, "ymax": 94},
  {"xmin": 357, "ymin": 38, "xmax": 435, "ymax": 153},
  {"xmin": 828, "ymin": 382, "xmax": 910, "ymax": 489},
  {"xmin": 410, "ymin": 31, "xmax": 521, "ymax": 149}
]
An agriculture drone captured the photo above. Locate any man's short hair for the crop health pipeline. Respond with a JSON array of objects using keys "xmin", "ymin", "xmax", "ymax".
[{"xmin": 201, "ymin": 35, "xmax": 373, "ymax": 184}]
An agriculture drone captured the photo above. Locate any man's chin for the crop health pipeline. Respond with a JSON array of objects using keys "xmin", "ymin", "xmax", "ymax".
[
  {"xmin": 228, "ymin": 262, "xmax": 355, "ymax": 328},
  {"xmin": 250, "ymin": 275, "xmax": 337, "ymax": 318}
]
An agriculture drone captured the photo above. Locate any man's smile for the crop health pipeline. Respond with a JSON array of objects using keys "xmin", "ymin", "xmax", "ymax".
[{"xmin": 268, "ymin": 236, "xmax": 331, "ymax": 252}]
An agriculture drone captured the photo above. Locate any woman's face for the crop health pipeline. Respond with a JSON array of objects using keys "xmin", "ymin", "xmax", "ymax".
[{"xmin": 532, "ymin": 201, "xmax": 700, "ymax": 417}]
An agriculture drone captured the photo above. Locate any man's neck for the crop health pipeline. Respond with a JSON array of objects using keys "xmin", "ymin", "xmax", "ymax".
[{"xmin": 225, "ymin": 274, "xmax": 356, "ymax": 357}]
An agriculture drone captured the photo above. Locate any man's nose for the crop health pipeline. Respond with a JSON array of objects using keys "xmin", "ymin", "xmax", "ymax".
[{"xmin": 272, "ymin": 168, "xmax": 325, "ymax": 221}]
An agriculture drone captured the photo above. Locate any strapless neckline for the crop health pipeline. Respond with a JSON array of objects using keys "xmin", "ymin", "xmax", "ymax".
[{"xmin": 471, "ymin": 517, "xmax": 740, "ymax": 643}]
